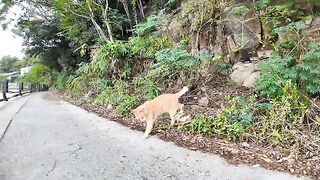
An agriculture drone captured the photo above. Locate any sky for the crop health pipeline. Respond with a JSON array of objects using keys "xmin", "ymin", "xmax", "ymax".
[{"xmin": 0, "ymin": 4, "xmax": 25, "ymax": 59}]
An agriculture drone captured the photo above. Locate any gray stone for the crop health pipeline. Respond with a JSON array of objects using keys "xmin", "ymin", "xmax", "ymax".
[
  {"xmin": 243, "ymin": 71, "xmax": 260, "ymax": 88},
  {"xmin": 225, "ymin": 9, "xmax": 261, "ymax": 51},
  {"xmin": 230, "ymin": 62, "xmax": 258, "ymax": 86},
  {"xmin": 198, "ymin": 96, "xmax": 209, "ymax": 107},
  {"xmin": 257, "ymin": 50, "xmax": 273, "ymax": 60},
  {"xmin": 301, "ymin": 16, "xmax": 320, "ymax": 43}
]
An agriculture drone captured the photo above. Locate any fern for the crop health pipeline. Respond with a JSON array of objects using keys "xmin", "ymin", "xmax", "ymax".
[
  {"xmin": 255, "ymin": 44, "xmax": 320, "ymax": 98},
  {"xmin": 298, "ymin": 44, "xmax": 320, "ymax": 95},
  {"xmin": 134, "ymin": 11, "xmax": 165, "ymax": 36},
  {"xmin": 155, "ymin": 49, "xmax": 210, "ymax": 70}
]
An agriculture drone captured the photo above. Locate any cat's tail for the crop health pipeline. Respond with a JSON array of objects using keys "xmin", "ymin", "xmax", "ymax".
[{"xmin": 176, "ymin": 86, "xmax": 189, "ymax": 97}]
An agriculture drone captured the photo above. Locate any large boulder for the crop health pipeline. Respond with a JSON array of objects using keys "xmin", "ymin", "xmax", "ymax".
[
  {"xmin": 225, "ymin": 9, "xmax": 261, "ymax": 51},
  {"xmin": 301, "ymin": 16, "xmax": 320, "ymax": 43},
  {"xmin": 276, "ymin": 16, "xmax": 320, "ymax": 44},
  {"xmin": 224, "ymin": 8, "xmax": 261, "ymax": 63}
]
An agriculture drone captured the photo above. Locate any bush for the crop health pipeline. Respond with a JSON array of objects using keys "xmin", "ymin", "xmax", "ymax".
[
  {"xmin": 128, "ymin": 35, "xmax": 172, "ymax": 59},
  {"xmin": 0, "ymin": 74, "xmax": 5, "ymax": 81},
  {"xmin": 255, "ymin": 55, "xmax": 296, "ymax": 98},
  {"xmin": 56, "ymin": 72, "xmax": 69, "ymax": 90},
  {"xmin": 93, "ymin": 80, "xmax": 137, "ymax": 115},
  {"xmin": 246, "ymin": 83, "xmax": 310, "ymax": 150},
  {"xmin": 255, "ymin": 44, "xmax": 320, "ymax": 98},
  {"xmin": 19, "ymin": 64, "xmax": 57, "ymax": 87},
  {"xmin": 155, "ymin": 48, "xmax": 210, "ymax": 71},
  {"xmin": 134, "ymin": 11, "xmax": 165, "ymax": 36},
  {"xmin": 181, "ymin": 96, "xmax": 255, "ymax": 141},
  {"xmin": 93, "ymin": 41, "xmax": 131, "ymax": 79},
  {"xmin": 132, "ymin": 76, "xmax": 161, "ymax": 101}
]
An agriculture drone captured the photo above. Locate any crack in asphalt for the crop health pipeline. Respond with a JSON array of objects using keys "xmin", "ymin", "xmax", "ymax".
[{"xmin": 0, "ymin": 96, "xmax": 31, "ymax": 143}]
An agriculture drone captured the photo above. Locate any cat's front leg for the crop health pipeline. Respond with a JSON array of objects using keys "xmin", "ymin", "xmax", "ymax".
[{"xmin": 143, "ymin": 120, "xmax": 154, "ymax": 139}]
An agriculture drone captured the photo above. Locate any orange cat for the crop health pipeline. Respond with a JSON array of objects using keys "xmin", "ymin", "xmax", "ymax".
[{"xmin": 132, "ymin": 86, "xmax": 189, "ymax": 138}]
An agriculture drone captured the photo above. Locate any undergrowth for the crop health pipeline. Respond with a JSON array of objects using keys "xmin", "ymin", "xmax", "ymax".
[{"xmin": 53, "ymin": 0, "xmax": 320, "ymax": 158}]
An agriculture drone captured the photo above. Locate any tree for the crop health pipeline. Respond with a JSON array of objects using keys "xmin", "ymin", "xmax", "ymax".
[
  {"xmin": 0, "ymin": 56, "xmax": 19, "ymax": 73},
  {"xmin": 19, "ymin": 64, "xmax": 57, "ymax": 86},
  {"xmin": 53, "ymin": 0, "xmax": 126, "ymax": 43}
]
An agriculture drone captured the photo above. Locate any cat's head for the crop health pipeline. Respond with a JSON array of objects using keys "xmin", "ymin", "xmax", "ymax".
[{"xmin": 132, "ymin": 105, "xmax": 146, "ymax": 121}]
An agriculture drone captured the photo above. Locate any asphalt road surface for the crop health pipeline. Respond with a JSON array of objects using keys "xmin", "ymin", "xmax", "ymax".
[{"xmin": 0, "ymin": 92, "xmax": 311, "ymax": 180}]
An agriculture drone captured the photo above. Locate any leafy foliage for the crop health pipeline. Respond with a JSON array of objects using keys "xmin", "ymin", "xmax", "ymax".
[
  {"xmin": 255, "ymin": 44, "xmax": 320, "ymax": 98},
  {"xmin": 93, "ymin": 80, "xmax": 137, "ymax": 115},
  {"xmin": 19, "ymin": 64, "xmax": 57, "ymax": 86},
  {"xmin": 298, "ymin": 44, "xmax": 320, "ymax": 94},
  {"xmin": 128, "ymin": 35, "xmax": 172, "ymax": 59},
  {"xmin": 134, "ymin": 11, "xmax": 165, "ymax": 36},
  {"xmin": 246, "ymin": 83, "xmax": 309, "ymax": 149},
  {"xmin": 181, "ymin": 96, "xmax": 255, "ymax": 141},
  {"xmin": 255, "ymin": 55, "xmax": 296, "ymax": 98},
  {"xmin": 155, "ymin": 49, "xmax": 210, "ymax": 71},
  {"xmin": 0, "ymin": 56, "xmax": 19, "ymax": 73},
  {"xmin": 93, "ymin": 41, "xmax": 131, "ymax": 79}
]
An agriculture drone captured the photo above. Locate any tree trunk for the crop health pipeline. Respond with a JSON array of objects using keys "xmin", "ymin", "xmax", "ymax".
[
  {"xmin": 137, "ymin": 0, "xmax": 145, "ymax": 19},
  {"xmin": 85, "ymin": 0, "xmax": 110, "ymax": 42},
  {"xmin": 90, "ymin": 17, "xmax": 108, "ymax": 41},
  {"xmin": 120, "ymin": 0, "xmax": 133, "ymax": 29},
  {"xmin": 104, "ymin": 18, "xmax": 114, "ymax": 42},
  {"xmin": 101, "ymin": 0, "xmax": 114, "ymax": 42}
]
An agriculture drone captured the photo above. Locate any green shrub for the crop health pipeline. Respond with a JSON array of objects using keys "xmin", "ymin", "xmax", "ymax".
[
  {"xmin": 19, "ymin": 64, "xmax": 57, "ymax": 87},
  {"xmin": 93, "ymin": 80, "xmax": 137, "ymax": 115},
  {"xmin": 56, "ymin": 72, "xmax": 69, "ymax": 90},
  {"xmin": 93, "ymin": 41, "xmax": 131, "ymax": 79},
  {"xmin": 155, "ymin": 48, "xmax": 210, "ymax": 71},
  {"xmin": 128, "ymin": 35, "xmax": 172, "ymax": 59},
  {"xmin": 181, "ymin": 96, "xmax": 255, "ymax": 141},
  {"xmin": 134, "ymin": 11, "xmax": 165, "ymax": 36},
  {"xmin": 132, "ymin": 76, "xmax": 161, "ymax": 101},
  {"xmin": 230, "ymin": 6, "xmax": 249, "ymax": 16},
  {"xmin": 255, "ymin": 44, "xmax": 320, "ymax": 98},
  {"xmin": 298, "ymin": 44, "xmax": 320, "ymax": 94},
  {"xmin": 255, "ymin": 55, "xmax": 296, "ymax": 98},
  {"xmin": 65, "ymin": 74, "xmax": 90, "ymax": 97},
  {"xmin": 247, "ymin": 83, "xmax": 309, "ymax": 148}
]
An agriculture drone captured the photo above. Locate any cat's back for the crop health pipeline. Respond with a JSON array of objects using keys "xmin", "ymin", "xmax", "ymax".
[{"xmin": 151, "ymin": 93, "xmax": 179, "ymax": 108}]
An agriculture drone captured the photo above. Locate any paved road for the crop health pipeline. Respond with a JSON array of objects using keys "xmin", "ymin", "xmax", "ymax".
[{"xmin": 0, "ymin": 92, "xmax": 311, "ymax": 180}]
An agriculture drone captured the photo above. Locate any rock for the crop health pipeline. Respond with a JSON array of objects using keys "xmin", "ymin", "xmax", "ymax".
[
  {"xmin": 225, "ymin": 8, "xmax": 261, "ymax": 63},
  {"xmin": 242, "ymin": 71, "xmax": 260, "ymax": 88},
  {"xmin": 230, "ymin": 62, "xmax": 260, "ymax": 88},
  {"xmin": 252, "ymin": 164, "xmax": 260, "ymax": 168},
  {"xmin": 225, "ymin": 9, "xmax": 261, "ymax": 51},
  {"xmin": 295, "ymin": 0, "xmax": 314, "ymax": 12},
  {"xmin": 230, "ymin": 62, "xmax": 257, "ymax": 86},
  {"xmin": 257, "ymin": 50, "xmax": 273, "ymax": 60},
  {"xmin": 301, "ymin": 16, "xmax": 320, "ymax": 43},
  {"xmin": 240, "ymin": 142, "xmax": 250, "ymax": 148},
  {"xmin": 276, "ymin": 17, "xmax": 320, "ymax": 44},
  {"xmin": 227, "ymin": 35, "xmax": 237, "ymax": 52},
  {"xmin": 198, "ymin": 97, "xmax": 209, "ymax": 107}
]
